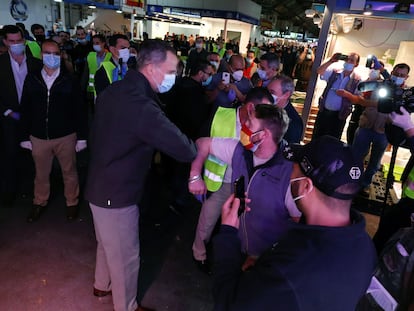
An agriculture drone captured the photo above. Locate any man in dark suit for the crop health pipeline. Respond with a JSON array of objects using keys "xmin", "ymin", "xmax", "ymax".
[{"xmin": 0, "ymin": 25, "xmax": 42, "ymax": 207}]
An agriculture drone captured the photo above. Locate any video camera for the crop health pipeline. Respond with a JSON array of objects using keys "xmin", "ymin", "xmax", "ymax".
[{"xmin": 357, "ymin": 80, "xmax": 414, "ymax": 114}]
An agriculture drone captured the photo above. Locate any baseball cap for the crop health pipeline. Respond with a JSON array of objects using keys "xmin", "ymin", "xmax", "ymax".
[{"xmin": 283, "ymin": 135, "xmax": 363, "ymax": 200}]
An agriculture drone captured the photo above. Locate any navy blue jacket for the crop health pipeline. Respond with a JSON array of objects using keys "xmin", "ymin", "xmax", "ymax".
[
  {"xmin": 213, "ymin": 209, "xmax": 377, "ymax": 311},
  {"xmin": 231, "ymin": 141, "xmax": 293, "ymax": 256},
  {"xmin": 20, "ymin": 68, "xmax": 87, "ymax": 140},
  {"xmin": 85, "ymin": 70, "xmax": 197, "ymax": 208}
]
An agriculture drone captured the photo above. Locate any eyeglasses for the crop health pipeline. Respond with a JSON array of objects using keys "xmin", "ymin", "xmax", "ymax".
[{"xmin": 203, "ymin": 71, "xmax": 213, "ymax": 76}]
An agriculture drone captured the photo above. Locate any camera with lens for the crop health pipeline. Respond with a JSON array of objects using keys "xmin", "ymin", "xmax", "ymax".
[
  {"xmin": 338, "ymin": 54, "xmax": 348, "ymax": 61},
  {"xmin": 358, "ymin": 80, "xmax": 414, "ymax": 113},
  {"xmin": 365, "ymin": 55, "xmax": 374, "ymax": 68}
]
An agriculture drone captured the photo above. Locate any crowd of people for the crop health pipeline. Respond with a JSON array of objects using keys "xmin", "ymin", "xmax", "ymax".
[{"xmin": 0, "ymin": 22, "xmax": 413, "ymax": 311}]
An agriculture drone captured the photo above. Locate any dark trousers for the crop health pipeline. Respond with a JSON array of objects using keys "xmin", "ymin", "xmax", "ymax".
[
  {"xmin": 0, "ymin": 118, "xmax": 33, "ymax": 201},
  {"xmin": 373, "ymin": 197, "xmax": 414, "ymax": 254},
  {"xmin": 312, "ymin": 109, "xmax": 346, "ymax": 140}
]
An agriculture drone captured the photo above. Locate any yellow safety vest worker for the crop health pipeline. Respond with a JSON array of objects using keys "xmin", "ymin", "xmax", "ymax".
[
  {"xmin": 87, "ymin": 51, "xmax": 112, "ymax": 93},
  {"xmin": 203, "ymin": 107, "xmax": 237, "ymax": 192},
  {"xmin": 403, "ymin": 167, "xmax": 414, "ymax": 199},
  {"xmin": 26, "ymin": 40, "xmax": 41, "ymax": 59}
]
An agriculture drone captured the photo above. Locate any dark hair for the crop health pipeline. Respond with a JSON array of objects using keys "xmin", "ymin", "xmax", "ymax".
[
  {"xmin": 108, "ymin": 34, "xmax": 128, "ymax": 47},
  {"xmin": 136, "ymin": 39, "xmax": 176, "ymax": 70},
  {"xmin": 30, "ymin": 23, "xmax": 45, "ymax": 34},
  {"xmin": 260, "ymin": 53, "xmax": 280, "ymax": 70},
  {"xmin": 254, "ymin": 104, "xmax": 289, "ymax": 144},
  {"xmin": 92, "ymin": 34, "xmax": 106, "ymax": 43},
  {"xmin": 190, "ymin": 60, "xmax": 212, "ymax": 76},
  {"xmin": 15, "ymin": 22, "xmax": 26, "ymax": 30},
  {"xmin": 244, "ymin": 87, "xmax": 274, "ymax": 106},
  {"xmin": 2, "ymin": 24, "xmax": 24, "ymax": 39},
  {"xmin": 58, "ymin": 31, "xmax": 70, "ymax": 36},
  {"xmin": 393, "ymin": 63, "xmax": 411, "ymax": 74},
  {"xmin": 41, "ymin": 39, "xmax": 59, "ymax": 50}
]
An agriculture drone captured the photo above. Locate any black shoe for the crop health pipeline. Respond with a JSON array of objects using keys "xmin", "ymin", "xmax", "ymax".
[
  {"xmin": 27, "ymin": 205, "xmax": 45, "ymax": 223},
  {"xmin": 193, "ymin": 258, "xmax": 212, "ymax": 275},
  {"xmin": 66, "ymin": 205, "xmax": 79, "ymax": 221}
]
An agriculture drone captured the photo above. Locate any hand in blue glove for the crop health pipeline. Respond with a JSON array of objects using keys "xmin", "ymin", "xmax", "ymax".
[
  {"xmin": 227, "ymin": 88, "xmax": 236, "ymax": 102},
  {"xmin": 9, "ymin": 112, "xmax": 20, "ymax": 120},
  {"xmin": 372, "ymin": 55, "xmax": 382, "ymax": 70}
]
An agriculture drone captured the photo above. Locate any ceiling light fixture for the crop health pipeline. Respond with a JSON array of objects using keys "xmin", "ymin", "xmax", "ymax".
[
  {"xmin": 363, "ymin": 4, "xmax": 372, "ymax": 16},
  {"xmin": 305, "ymin": 9, "xmax": 316, "ymax": 18},
  {"xmin": 88, "ymin": 4, "xmax": 96, "ymax": 9},
  {"xmin": 313, "ymin": 14, "xmax": 321, "ymax": 24}
]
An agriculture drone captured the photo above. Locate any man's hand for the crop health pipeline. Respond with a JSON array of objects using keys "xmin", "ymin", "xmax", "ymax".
[
  {"xmin": 221, "ymin": 194, "xmax": 240, "ymax": 229},
  {"xmin": 221, "ymin": 194, "xmax": 251, "ymax": 228},
  {"xmin": 188, "ymin": 177, "xmax": 207, "ymax": 196},
  {"xmin": 20, "ymin": 141, "xmax": 32, "ymax": 150},
  {"xmin": 8, "ymin": 111, "xmax": 20, "ymax": 120},
  {"xmin": 330, "ymin": 52, "xmax": 341, "ymax": 62},
  {"xmin": 372, "ymin": 55, "xmax": 382, "ymax": 70},
  {"xmin": 75, "ymin": 140, "xmax": 87, "ymax": 152},
  {"xmin": 390, "ymin": 107, "xmax": 414, "ymax": 131}
]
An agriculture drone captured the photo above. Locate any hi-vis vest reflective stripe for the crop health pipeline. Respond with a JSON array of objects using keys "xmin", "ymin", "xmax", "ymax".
[
  {"xmin": 203, "ymin": 107, "xmax": 237, "ymax": 192},
  {"xmin": 403, "ymin": 167, "xmax": 414, "ymax": 199},
  {"xmin": 87, "ymin": 52, "xmax": 112, "ymax": 93},
  {"xmin": 26, "ymin": 41, "xmax": 41, "ymax": 59},
  {"xmin": 101, "ymin": 61, "xmax": 117, "ymax": 85}
]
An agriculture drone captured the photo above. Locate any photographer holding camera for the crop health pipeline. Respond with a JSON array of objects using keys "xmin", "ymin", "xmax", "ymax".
[
  {"xmin": 337, "ymin": 62, "xmax": 410, "ymax": 196},
  {"xmin": 372, "ymin": 105, "xmax": 414, "ymax": 253},
  {"xmin": 350, "ymin": 57, "xmax": 390, "ymax": 194},
  {"xmin": 312, "ymin": 52, "xmax": 361, "ymax": 140}
]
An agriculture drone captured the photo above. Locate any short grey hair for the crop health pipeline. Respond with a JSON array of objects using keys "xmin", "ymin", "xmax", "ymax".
[{"xmin": 137, "ymin": 39, "xmax": 176, "ymax": 70}]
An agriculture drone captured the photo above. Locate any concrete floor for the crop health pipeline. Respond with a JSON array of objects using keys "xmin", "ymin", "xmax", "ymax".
[
  {"xmin": 0, "ymin": 159, "xmax": 380, "ymax": 311},
  {"xmin": 0, "ymin": 163, "xmax": 213, "ymax": 311}
]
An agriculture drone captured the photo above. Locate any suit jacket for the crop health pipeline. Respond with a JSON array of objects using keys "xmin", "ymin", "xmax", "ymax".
[{"xmin": 0, "ymin": 52, "xmax": 42, "ymax": 116}]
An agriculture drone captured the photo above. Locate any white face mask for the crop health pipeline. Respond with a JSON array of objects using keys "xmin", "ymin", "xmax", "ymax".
[
  {"xmin": 232, "ymin": 70, "xmax": 243, "ymax": 82},
  {"xmin": 290, "ymin": 176, "xmax": 313, "ymax": 201},
  {"xmin": 154, "ymin": 68, "xmax": 176, "ymax": 93},
  {"xmin": 272, "ymin": 94, "xmax": 278, "ymax": 105},
  {"xmin": 118, "ymin": 48, "xmax": 130, "ymax": 62},
  {"xmin": 257, "ymin": 68, "xmax": 267, "ymax": 80},
  {"xmin": 93, "ymin": 44, "xmax": 102, "ymax": 52},
  {"xmin": 195, "ymin": 43, "xmax": 203, "ymax": 49},
  {"xmin": 210, "ymin": 61, "xmax": 219, "ymax": 70}
]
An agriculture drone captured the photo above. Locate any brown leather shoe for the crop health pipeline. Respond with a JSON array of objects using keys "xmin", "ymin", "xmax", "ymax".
[
  {"xmin": 93, "ymin": 287, "xmax": 111, "ymax": 297},
  {"xmin": 136, "ymin": 305, "xmax": 155, "ymax": 311}
]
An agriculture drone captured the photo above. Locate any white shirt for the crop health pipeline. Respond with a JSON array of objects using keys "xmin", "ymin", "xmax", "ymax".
[
  {"xmin": 321, "ymin": 69, "xmax": 351, "ymax": 111},
  {"xmin": 41, "ymin": 67, "xmax": 60, "ymax": 91},
  {"xmin": 9, "ymin": 52, "xmax": 28, "ymax": 104}
]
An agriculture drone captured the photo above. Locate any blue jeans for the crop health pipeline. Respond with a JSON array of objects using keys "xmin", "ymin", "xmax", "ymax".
[{"xmin": 352, "ymin": 127, "xmax": 388, "ymax": 188}]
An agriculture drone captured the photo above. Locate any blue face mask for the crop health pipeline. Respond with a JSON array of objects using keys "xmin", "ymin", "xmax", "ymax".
[
  {"xmin": 10, "ymin": 43, "xmax": 25, "ymax": 55},
  {"xmin": 77, "ymin": 38, "xmax": 88, "ymax": 44},
  {"xmin": 43, "ymin": 54, "xmax": 61, "ymax": 69},
  {"xmin": 202, "ymin": 75, "xmax": 212, "ymax": 86},
  {"xmin": 343, "ymin": 62, "xmax": 354, "ymax": 71},
  {"xmin": 391, "ymin": 75, "xmax": 405, "ymax": 86}
]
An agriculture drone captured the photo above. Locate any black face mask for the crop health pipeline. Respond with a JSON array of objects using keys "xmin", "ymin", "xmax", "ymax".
[{"xmin": 35, "ymin": 34, "xmax": 46, "ymax": 42}]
